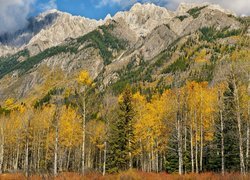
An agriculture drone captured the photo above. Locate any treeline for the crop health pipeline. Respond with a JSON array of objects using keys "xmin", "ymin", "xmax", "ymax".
[{"xmin": 0, "ymin": 57, "xmax": 249, "ymax": 177}]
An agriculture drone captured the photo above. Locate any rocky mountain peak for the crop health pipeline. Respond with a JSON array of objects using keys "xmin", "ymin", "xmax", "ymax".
[
  {"xmin": 177, "ymin": 2, "xmax": 236, "ymax": 16},
  {"xmin": 113, "ymin": 2, "xmax": 174, "ymax": 38},
  {"xmin": 0, "ymin": 9, "xmax": 103, "ymax": 57}
]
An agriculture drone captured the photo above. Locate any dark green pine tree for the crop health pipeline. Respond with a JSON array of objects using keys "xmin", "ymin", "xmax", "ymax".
[
  {"xmin": 223, "ymin": 83, "xmax": 240, "ymax": 171},
  {"xmin": 107, "ymin": 86, "xmax": 135, "ymax": 173},
  {"xmin": 206, "ymin": 83, "xmax": 240, "ymax": 172}
]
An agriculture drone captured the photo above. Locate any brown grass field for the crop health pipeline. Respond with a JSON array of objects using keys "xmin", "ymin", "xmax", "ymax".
[{"xmin": 0, "ymin": 170, "xmax": 249, "ymax": 180}]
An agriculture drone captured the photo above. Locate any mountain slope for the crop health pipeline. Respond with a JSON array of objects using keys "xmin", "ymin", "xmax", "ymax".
[
  {"xmin": 0, "ymin": 9, "xmax": 103, "ymax": 57},
  {"xmin": 0, "ymin": 2, "xmax": 249, "ymax": 102}
]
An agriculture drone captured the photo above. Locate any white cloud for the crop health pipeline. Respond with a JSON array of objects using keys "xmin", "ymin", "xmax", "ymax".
[
  {"xmin": 40, "ymin": 0, "xmax": 57, "ymax": 11},
  {"xmin": 96, "ymin": 0, "xmax": 250, "ymax": 15},
  {"xmin": 0, "ymin": 0, "xmax": 35, "ymax": 35}
]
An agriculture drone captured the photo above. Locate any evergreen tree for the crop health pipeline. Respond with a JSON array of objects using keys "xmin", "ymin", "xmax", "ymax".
[
  {"xmin": 107, "ymin": 86, "xmax": 134, "ymax": 173},
  {"xmin": 223, "ymin": 83, "xmax": 240, "ymax": 171}
]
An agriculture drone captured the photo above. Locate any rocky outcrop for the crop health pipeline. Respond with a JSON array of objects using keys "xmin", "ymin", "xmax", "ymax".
[
  {"xmin": 170, "ymin": 4, "xmax": 241, "ymax": 36},
  {"xmin": 113, "ymin": 3, "xmax": 174, "ymax": 39},
  {"xmin": 176, "ymin": 2, "xmax": 236, "ymax": 16},
  {"xmin": 139, "ymin": 24, "xmax": 177, "ymax": 60},
  {"xmin": 0, "ymin": 9, "xmax": 103, "ymax": 57}
]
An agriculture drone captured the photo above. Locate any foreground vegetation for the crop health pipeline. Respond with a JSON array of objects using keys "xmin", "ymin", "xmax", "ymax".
[{"xmin": 1, "ymin": 171, "xmax": 250, "ymax": 180}]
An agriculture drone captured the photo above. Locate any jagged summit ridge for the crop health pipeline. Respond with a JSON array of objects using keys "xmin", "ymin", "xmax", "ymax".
[
  {"xmin": 113, "ymin": 2, "xmax": 175, "ymax": 38},
  {"xmin": 176, "ymin": 2, "xmax": 236, "ymax": 16},
  {"xmin": 0, "ymin": 9, "xmax": 103, "ymax": 56},
  {"xmin": 0, "ymin": 2, "xmax": 241, "ymax": 57}
]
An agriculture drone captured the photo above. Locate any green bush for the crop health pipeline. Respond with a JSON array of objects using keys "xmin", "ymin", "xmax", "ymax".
[
  {"xmin": 176, "ymin": 15, "xmax": 188, "ymax": 21},
  {"xmin": 187, "ymin": 6, "xmax": 207, "ymax": 18}
]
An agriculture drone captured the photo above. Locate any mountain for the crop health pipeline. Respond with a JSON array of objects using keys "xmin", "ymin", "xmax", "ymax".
[
  {"xmin": 0, "ymin": 9, "xmax": 103, "ymax": 57},
  {"xmin": 0, "ymin": 2, "xmax": 249, "ymax": 102}
]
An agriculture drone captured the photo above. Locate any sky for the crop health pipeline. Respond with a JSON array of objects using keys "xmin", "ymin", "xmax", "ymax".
[{"xmin": 0, "ymin": 0, "xmax": 250, "ymax": 35}]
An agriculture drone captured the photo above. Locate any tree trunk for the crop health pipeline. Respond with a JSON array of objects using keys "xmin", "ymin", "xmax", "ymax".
[
  {"xmin": 140, "ymin": 139, "xmax": 144, "ymax": 171},
  {"xmin": 82, "ymin": 92, "xmax": 86, "ymax": 175},
  {"xmin": 67, "ymin": 148, "xmax": 72, "ymax": 171},
  {"xmin": 195, "ymin": 110, "xmax": 199, "ymax": 173},
  {"xmin": 233, "ymin": 76, "xmax": 245, "ymax": 174},
  {"xmin": 54, "ymin": 107, "xmax": 60, "ymax": 176},
  {"xmin": 25, "ymin": 117, "xmax": 31, "ymax": 178},
  {"xmin": 246, "ymin": 102, "xmax": 250, "ymax": 172},
  {"xmin": 220, "ymin": 109, "xmax": 225, "ymax": 175},
  {"xmin": 129, "ymin": 139, "xmax": 132, "ymax": 169},
  {"xmin": 0, "ymin": 125, "xmax": 4, "ymax": 174},
  {"xmin": 190, "ymin": 112, "xmax": 194, "ymax": 173},
  {"xmin": 200, "ymin": 112, "xmax": 203, "ymax": 172},
  {"xmin": 14, "ymin": 145, "xmax": 20, "ymax": 171},
  {"xmin": 184, "ymin": 112, "xmax": 187, "ymax": 174},
  {"xmin": 177, "ymin": 112, "xmax": 183, "ymax": 175},
  {"xmin": 103, "ymin": 142, "xmax": 106, "ymax": 176}
]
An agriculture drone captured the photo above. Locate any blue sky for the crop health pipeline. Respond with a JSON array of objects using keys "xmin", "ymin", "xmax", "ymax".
[
  {"xmin": 0, "ymin": 0, "xmax": 249, "ymax": 35},
  {"xmin": 33, "ymin": 0, "xmax": 250, "ymax": 20},
  {"xmin": 34, "ymin": 0, "xmax": 132, "ymax": 20}
]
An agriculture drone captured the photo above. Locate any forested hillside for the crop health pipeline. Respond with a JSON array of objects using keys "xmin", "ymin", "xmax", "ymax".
[{"xmin": 0, "ymin": 2, "xmax": 249, "ymax": 178}]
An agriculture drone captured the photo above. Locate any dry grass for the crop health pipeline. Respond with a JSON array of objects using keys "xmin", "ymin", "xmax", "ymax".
[{"xmin": 0, "ymin": 170, "xmax": 249, "ymax": 180}]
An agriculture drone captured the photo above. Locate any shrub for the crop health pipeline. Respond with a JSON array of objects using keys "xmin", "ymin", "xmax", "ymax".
[{"xmin": 187, "ymin": 6, "xmax": 208, "ymax": 18}]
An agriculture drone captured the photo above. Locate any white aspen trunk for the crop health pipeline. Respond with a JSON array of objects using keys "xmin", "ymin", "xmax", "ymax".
[
  {"xmin": 220, "ymin": 109, "xmax": 225, "ymax": 175},
  {"xmin": 37, "ymin": 136, "xmax": 41, "ymax": 173},
  {"xmin": 139, "ymin": 139, "xmax": 144, "ymax": 171},
  {"xmin": 102, "ymin": 141, "xmax": 106, "ymax": 176},
  {"xmin": 190, "ymin": 111, "xmax": 194, "ymax": 173},
  {"xmin": 195, "ymin": 110, "xmax": 199, "ymax": 173},
  {"xmin": 0, "ymin": 125, "xmax": 4, "ymax": 174},
  {"xmin": 25, "ymin": 135, "xmax": 29, "ymax": 177},
  {"xmin": 233, "ymin": 75, "xmax": 245, "ymax": 174},
  {"xmin": 67, "ymin": 148, "xmax": 72, "ymax": 171},
  {"xmin": 14, "ymin": 145, "xmax": 20, "ymax": 171},
  {"xmin": 200, "ymin": 112, "xmax": 203, "ymax": 172},
  {"xmin": 151, "ymin": 148, "xmax": 155, "ymax": 171},
  {"xmin": 177, "ymin": 92, "xmax": 183, "ymax": 175},
  {"xmin": 246, "ymin": 102, "xmax": 250, "ymax": 172},
  {"xmin": 148, "ymin": 152, "xmax": 151, "ymax": 172},
  {"xmin": 82, "ymin": 91, "xmax": 86, "ymax": 175},
  {"xmin": 184, "ymin": 112, "xmax": 187, "ymax": 174},
  {"xmin": 54, "ymin": 107, "xmax": 60, "ymax": 176},
  {"xmin": 129, "ymin": 139, "xmax": 132, "ymax": 169},
  {"xmin": 190, "ymin": 124, "xmax": 194, "ymax": 173},
  {"xmin": 177, "ymin": 113, "xmax": 183, "ymax": 175},
  {"xmin": 54, "ymin": 123, "xmax": 58, "ymax": 176},
  {"xmin": 156, "ymin": 141, "xmax": 159, "ymax": 173},
  {"xmin": 25, "ymin": 117, "xmax": 31, "ymax": 178}
]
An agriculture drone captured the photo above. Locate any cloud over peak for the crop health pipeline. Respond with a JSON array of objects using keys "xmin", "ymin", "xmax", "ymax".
[
  {"xmin": 0, "ymin": 0, "xmax": 58, "ymax": 35},
  {"xmin": 0, "ymin": 0, "xmax": 35, "ymax": 35}
]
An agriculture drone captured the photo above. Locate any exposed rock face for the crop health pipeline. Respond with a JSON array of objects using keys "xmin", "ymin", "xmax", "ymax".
[
  {"xmin": 176, "ymin": 2, "xmax": 236, "ymax": 16},
  {"xmin": 26, "ymin": 10, "xmax": 103, "ymax": 55},
  {"xmin": 113, "ymin": 3, "xmax": 175, "ymax": 39},
  {"xmin": 181, "ymin": 8, "xmax": 241, "ymax": 35},
  {"xmin": 139, "ymin": 24, "xmax": 177, "ymax": 60},
  {"xmin": 170, "ymin": 3, "xmax": 241, "ymax": 36},
  {"xmin": 0, "ymin": 9, "xmax": 103, "ymax": 57}
]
